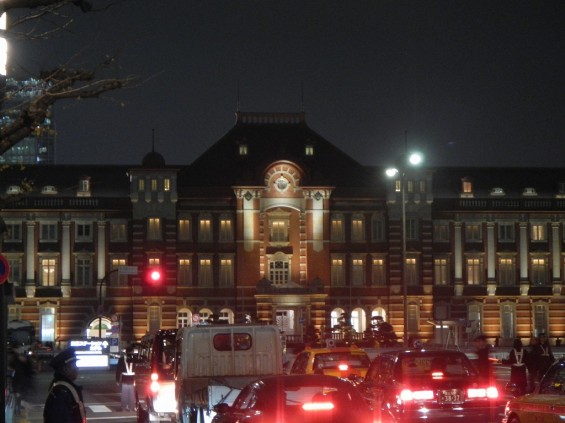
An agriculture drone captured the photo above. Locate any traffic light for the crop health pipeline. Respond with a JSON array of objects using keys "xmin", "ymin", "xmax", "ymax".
[{"xmin": 145, "ymin": 266, "xmax": 164, "ymax": 285}]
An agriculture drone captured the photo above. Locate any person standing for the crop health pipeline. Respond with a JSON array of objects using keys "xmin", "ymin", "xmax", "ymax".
[
  {"xmin": 43, "ymin": 347, "xmax": 86, "ymax": 423},
  {"xmin": 474, "ymin": 335, "xmax": 493, "ymax": 382},
  {"xmin": 526, "ymin": 336, "xmax": 541, "ymax": 392},
  {"xmin": 502, "ymin": 338, "xmax": 529, "ymax": 396},
  {"xmin": 534, "ymin": 333, "xmax": 555, "ymax": 381},
  {"xmin": 115, "ymin": 345, "xmax": 136, "ymax": 412}
]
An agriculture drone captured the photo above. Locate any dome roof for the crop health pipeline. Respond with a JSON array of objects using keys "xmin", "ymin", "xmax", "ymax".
[{"xmin": 141, "ymin": 150, "xmax": 166, "ymax": 168}]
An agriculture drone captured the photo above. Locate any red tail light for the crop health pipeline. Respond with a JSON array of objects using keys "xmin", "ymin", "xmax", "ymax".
[
  {"xmin": 150, "ymin": 372, "xmax": 160, "ymax": 393},
  {"xmin": 467, "ymin": 386, "xmax": 499, "ymax": 399},
  {"xmin": 303, "ymin": 402, "xmax": 335, "ymax": 411},
  {"xmin": 399, "ymin": 389, "xmax": 434, "ymax": 401},
  {"xmin": 338, "ymin": 363, "xmax": 349, "ymax": 371}
]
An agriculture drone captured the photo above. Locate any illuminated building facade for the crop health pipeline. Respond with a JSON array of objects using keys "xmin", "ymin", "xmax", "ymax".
[{"xmin": 1, "ymin": 112, "xmax": 565, "ymax": 349}]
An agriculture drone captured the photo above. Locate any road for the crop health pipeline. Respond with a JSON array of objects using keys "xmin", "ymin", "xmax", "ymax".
[{"xmin": 17, "ymin": 367, "xmax": 137, "ymax": 423}]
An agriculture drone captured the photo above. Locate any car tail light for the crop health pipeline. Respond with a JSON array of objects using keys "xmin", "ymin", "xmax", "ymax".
[
  {"xmin": 303, "ymin": 402, "xmax": 335, "ymax": 411},
  {"xmin": 399, "ymin": 389, "xmax": 434, "ymax": 401},
  {"xmin": 467, "ymin": 386, "xmax": 499, "ymax": 399},
  {"xmin": 338, "ymin": 363, "xmax": 349, "ymax": 371},
  {"xmin": 150, "ymin": 372, "xmax": 160, "ymax": 393},
  {"xmin": 431, "ymin": 371, "xmax": 444, "ymax": 379}
]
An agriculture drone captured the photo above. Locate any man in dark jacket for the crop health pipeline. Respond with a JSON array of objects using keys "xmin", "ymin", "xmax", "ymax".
[{"xmin": 43, "ymin": 347, "xmax": 86, "ymax": 423}]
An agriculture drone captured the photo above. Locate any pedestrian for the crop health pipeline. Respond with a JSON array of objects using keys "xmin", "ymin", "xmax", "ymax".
[
  {"xmin": 526, "ymin": 336, "xmax": 541, "ymax": 392},
  {"xmin": 9, "ymin": 346, "xmax": 35, "ymax": 403},
  {"xmin": 115, "ymin": 345, "xmax": 136, "ymax": 412},
  {"xmin": 474, "ymin": 335, "xmax": 494, "ymax": 382},
  {"xmin": 534, "ymin": 333, "xmax": 555, "ymax": 380},
  {"xmin": 43, "ymin": 347, "xmax": 86, "ymax": 423},
  {"xmin": 502, "ymin": 338, "xmax": 528, "ymax": 396}
]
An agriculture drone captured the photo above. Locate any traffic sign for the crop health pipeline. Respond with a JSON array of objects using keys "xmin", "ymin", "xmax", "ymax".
[
  {"xmin": 118, "ymin": 265, "xmax": 138, "ymax": 275},
  {"xmin": 0, "ymin": 254, "xmax": 10, "ymax": 285}
]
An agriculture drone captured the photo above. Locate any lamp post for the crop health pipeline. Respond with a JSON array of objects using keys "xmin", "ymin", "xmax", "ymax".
[
  {"xmin": 98, "ymin": 269, "xmax": 118, "ymax": 339},
  {"xmin": 386, "ymin": 151, "xmax": 423, "ymax": 347}
]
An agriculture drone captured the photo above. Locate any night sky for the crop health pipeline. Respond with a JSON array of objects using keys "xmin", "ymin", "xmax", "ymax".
[{"xmin": 7, "ymin": 0, "xmax": 565, "ymax": 167}]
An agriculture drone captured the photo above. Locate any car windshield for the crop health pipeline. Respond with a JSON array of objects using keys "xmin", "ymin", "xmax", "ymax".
[
  {"xmin": 312, "ymin": 352, "xmax": 370, "ymax": 370},
  {"xmin": 394, "ymin": 353, "xmax": 476, "ymax": 379}
]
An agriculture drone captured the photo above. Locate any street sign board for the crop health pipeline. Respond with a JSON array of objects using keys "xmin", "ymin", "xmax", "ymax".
[
  {"xmin": 118, "ymin": 266, "xmax": 138, "ymax": 275},
  {"xmin": 0, "ymin": 254, "xmax": 10, "ymax": 284}
]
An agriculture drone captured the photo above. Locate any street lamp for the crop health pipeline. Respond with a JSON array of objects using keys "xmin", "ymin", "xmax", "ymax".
[{"xmin": 386, "ymin": 151, "xmax": 424, "ymax": 347}]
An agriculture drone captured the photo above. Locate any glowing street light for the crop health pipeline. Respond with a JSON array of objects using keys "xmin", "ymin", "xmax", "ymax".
[{"xmin": 386, "ymin": 150, "xmax": 424, "ymax": 347}]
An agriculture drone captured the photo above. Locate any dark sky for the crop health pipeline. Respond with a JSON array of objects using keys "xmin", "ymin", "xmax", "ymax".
[{"xmin": 7, "ymin": 0, "xmax": 565, "ymax": 167}]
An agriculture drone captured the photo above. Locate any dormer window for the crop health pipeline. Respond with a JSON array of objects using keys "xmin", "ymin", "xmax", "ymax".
[
  {"xmin": 460, "ymin": 177, "xmax": 473, "ymax": 198},
  {"xmin": 305, "ymin": 145, "xmax": 314, "ymax": 156},
  {"xmin": 6, "ymin": 185, "xmax": 22, "ymax": 195},
  {"xmin": 239, "ymin": 144, "xmax": 248, "ymax": 156},
  {"xmin": 77, "ymin": 176, "xmax": 91, "ymax": 197},
  {"xmin": 490, "ymin": 187, "xmax": 505, "ymax": 196},
  {"xmin": 41, "ymin": 185, "xmax": 58, "ymax": 195},
  {"xmin": 523, "ymin": 187, "xmax": 537, "ymax": 196}
]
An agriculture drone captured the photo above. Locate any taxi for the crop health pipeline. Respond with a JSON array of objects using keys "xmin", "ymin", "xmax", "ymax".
[
  {"xmin": 288, "ymin": 345, "xmax": 371, "ymax": 380},
  {"xmin": 503, "ymin": 357, "xmax": 565, "ymax": 423}
]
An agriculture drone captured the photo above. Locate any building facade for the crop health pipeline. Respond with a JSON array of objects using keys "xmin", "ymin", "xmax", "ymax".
[{"xmin": 1, "ymin": 111, "xmax": 565, "ymax": 349}]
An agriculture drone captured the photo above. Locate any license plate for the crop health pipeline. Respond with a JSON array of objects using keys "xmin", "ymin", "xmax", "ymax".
[{"xmin": 439, "ymin": 389, "xmax": 462, "ymax": 403}]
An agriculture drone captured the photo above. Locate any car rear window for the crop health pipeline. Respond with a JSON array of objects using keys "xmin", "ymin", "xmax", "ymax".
[
  {"xmin": 312, "ymin": 352, "xmax": 370, "ymax": 370},
  {"xmin": 395, "ymin": 354, "xmax": 473, "ymax": 378}
]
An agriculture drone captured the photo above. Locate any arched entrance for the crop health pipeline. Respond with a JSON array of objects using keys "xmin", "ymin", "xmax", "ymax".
[{"xmin": 87, "ymin": 317, "xmax": 112, "ymax": 338}]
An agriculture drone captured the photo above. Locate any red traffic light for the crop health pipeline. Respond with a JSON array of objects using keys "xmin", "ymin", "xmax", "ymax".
[{"xmin": 145, "ymin": 267, "xmax": 164, "ymax": 285}]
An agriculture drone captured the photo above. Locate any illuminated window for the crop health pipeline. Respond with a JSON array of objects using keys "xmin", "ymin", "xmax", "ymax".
[
  {"xmin": 331, "ymin": 215, "xmax": 345, "ymax": 242},
  {"xmin": 164, "ymin": 178, "xmax": 171, "ymax": 191},
  {"xmin": 177, "ymin": 308, "xmax": 191, "ymax": 328},
  {"xmin": 40, "ymin": 258, "xmax": 57, "ymax": 286},
  {"xmin": 305, "ymin": 145, "xmax": 314, "ymax": 156},
  {"xmin": 434, "ymin": 258, "xmax": 449, "ymax": 285},
  {"xmin": 110, "ymin": 258, "xmax": 128, "ymax": 286},
  {"xmin": 351, "ymin": 214, "xmax": 365, "ymax": 242},
  {"xmin": 151, "ymin": 179, "xmax": 157, "ymax": 191},
  {"xmin": 531, "ymin": 257, "xmax": 548, "ymax": 286},
  {"xmin": 138, "ymin": 179, "xmax": 145, "ymax": 191},
  {"xmin": 178, "ymin": 258, "xmax": 192, "ymax": 286},
  {"xmin": 239, "ymin": 144, "xmax": 248, "ymax": 155},
  {"xmin": 40, "ymin": 307, "xmax": 55, "ymax": 343},
  {"xmin": 269, "ymin": 255, "xmax": 289, "ymax": 285},
  {"xmin": 499, "ymin": 257, "xmax": 516, "ymax": 286},
  {"xmin": 219, "ymin": 257, "xmax": 233, "ymax": 286},
  {"xmin": 531, "ymin": 224, "xmax": 546, "ymax": 241},
  {"xmin": 351, "ymin": 257, "xmax": 364, "ymax": 286},
  {"xmin": 148, "ymin": 257, "xmax": 160, "ymax": 267},
  {"xmin": 198, "ymin": 216, "xmax": 212, "ymax": 242},
  {"xmin": 407, "ymin": 179, "xmax": 414, "ymax": 193},
  {"xmin": 269, "ymin": 219, "xmax": 288, "ymax": 243},
  {"xmin": 395, "ymin": 180, "xmax": 401, "ymax": 192},
  {"xmin": 147, "ymin": 218, "xmax": 161, "ymax": 240},
  {"xmin": 462, "ymin": 178, "xmax": 473, "ymax": 194},
  {"xmin": 331, "ymin": 257, "xmax": 345, "ymax": 286},
  {"xmin": 466, "ymin": 257, "xmax": 483, "ymax": 285},
  {"xmin": 178, "ymin": 218, "xmax": 191, "ymax": 241},
  {"xmin": 371, "ymin": 258, "xmax": 386, "ymax": 286},
  {"xmin": 199, "ymin": 257, "xmax": 212, "ymax": 286},
  {"xmin": 219, "ymin": 217, "xmax": 233, "ymax": 242},
  {"xmin": 406, "ymin": 257, "xmax": 418, "ymax": 285},
  {"xmin": 500, "ymin": 303, "xmax": 515, "ymax": 339}
]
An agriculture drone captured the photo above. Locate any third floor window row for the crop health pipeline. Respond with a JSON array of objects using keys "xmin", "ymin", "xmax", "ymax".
[{"xmin": 137, "ymin": 177, "xmax": 171, "ymax": 192}]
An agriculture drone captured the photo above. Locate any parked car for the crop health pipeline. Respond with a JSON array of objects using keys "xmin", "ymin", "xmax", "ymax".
[
  {"xmin": 358, "ymin": 346, "xmax": 505, "ymax": 422},
  {"xmin": 288, "ymin": 345, "xmax": 371, "ymax": 381},
  {"xmin": 503, "ymin": 357, "xmax": 565, "ymax": 423},
  {"xmin": 212, "ymin": 374, "xmax": 394, "ymax": 423}
]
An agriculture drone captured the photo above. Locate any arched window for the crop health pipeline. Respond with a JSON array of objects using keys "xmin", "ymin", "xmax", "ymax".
[
  {"xmin": 371, "ymin": 307, "xmax": 387, "ymax": 322},
  {"xmin": 331, "ymin": 308, "xmax": 344, "ymax": 331},
  {"xmin": 87, "ymin": 316, "xmax": 111, "ymax": 339},
  {"xmin": 219, "ymin": 308, "xmax": 235, "ymax": 324},
  {"xmin": 351, "ymin": 308, "xmax": 366, "ymax": 333},
  {"xmin": 177, "ymin": 308, "xmax": 192, "ymax": 328},
  {"xmin": 268, "ymin": 251, "xmax": 290, "ymax": 285},
  {"xmin": 198, "ymin": 307, "xmax": 213, "ymax": 324}
]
